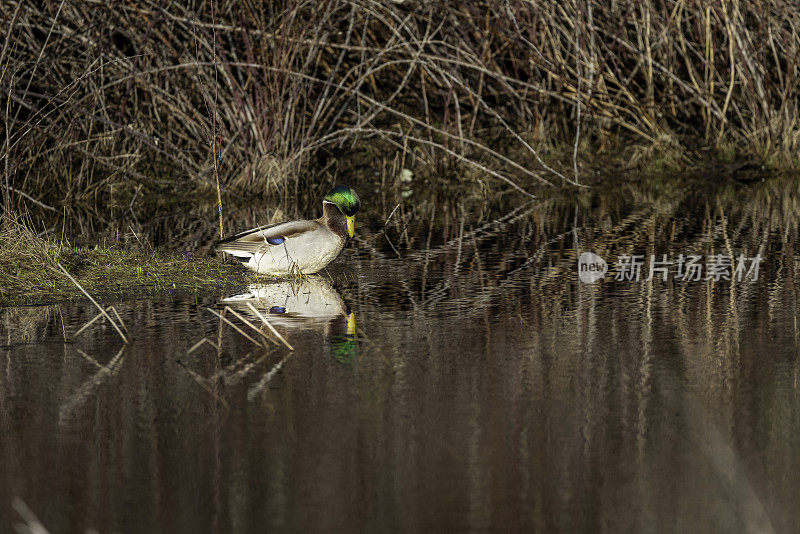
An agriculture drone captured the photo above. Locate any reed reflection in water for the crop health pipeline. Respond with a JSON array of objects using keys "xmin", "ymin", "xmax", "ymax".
[{"xmin": 1, "ymin": 177, "xmax": 800, "ymax": 532}]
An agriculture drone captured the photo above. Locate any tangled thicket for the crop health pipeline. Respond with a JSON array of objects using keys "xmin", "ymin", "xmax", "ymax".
[{"xmin": 2, "ymin": 0, "xmax": 799, "ymax": 208}]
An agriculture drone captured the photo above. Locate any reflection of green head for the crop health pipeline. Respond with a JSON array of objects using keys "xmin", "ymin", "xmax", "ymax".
[
  {"xmin": 328, "ymin": 312, "xmax": 357, "ymax": 363},
  {"xmin": 324, "ymin": 185, "xmax": 361, "ymax": 217},
  {"xmin": 329, "ymin": 335, "xmax": 358, "ymax": 363}
]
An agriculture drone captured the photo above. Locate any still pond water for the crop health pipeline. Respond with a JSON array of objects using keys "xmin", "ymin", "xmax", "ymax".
[{"xmin": 1, "ymin": 177, "xmax": 799, "ymax": 532}]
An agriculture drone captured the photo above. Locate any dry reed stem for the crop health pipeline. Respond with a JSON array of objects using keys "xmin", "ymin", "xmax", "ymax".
[
  {"xmin": 11, "ymin": 497, "xmax": 49, "ymax": 534},
  {"xmin": 245, "ymin": 302, "xmax": 295, "ymax": 350},
  {"xmin": 223, "ymin": 305, "xmax": 278, "ymax": 344},
  {"xmin": 57, "ymin": 263, "xmax": 129, "ymax": 343},
  {"xmin": 187, "ymin": 337, "xmax": 219, "ymax": 355},
  {"xmin": 205, "ymin": 306, "xmax": 262, "ymax": 346}
]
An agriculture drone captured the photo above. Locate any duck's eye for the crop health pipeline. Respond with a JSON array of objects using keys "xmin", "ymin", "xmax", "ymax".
[
  {"xmin": 266, "ymin": 236, "xmax": 285, "ymax": 245},
  {"xmin": 269, "ymin": 306, "xmax": 286, "ymax": 314}
]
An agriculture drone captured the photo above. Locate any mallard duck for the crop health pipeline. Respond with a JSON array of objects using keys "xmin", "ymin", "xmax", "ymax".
[{"xmin": 215, "ymin": 185, "xmax": 361, "ymax": 275}]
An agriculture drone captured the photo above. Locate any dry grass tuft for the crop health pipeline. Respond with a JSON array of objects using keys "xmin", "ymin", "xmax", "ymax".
[{"xmin": 0, "ymin": 211, "xmax": 247, "ymax": 305}]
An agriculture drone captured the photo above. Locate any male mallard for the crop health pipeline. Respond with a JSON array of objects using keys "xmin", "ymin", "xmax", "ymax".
[{"xmin": 215, "ymin": 185, "xmax": 360, "ymax": 275}]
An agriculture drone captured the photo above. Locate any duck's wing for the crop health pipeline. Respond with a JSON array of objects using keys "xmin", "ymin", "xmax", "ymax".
[
  {"xmin": 215, "ymin": 219, "xmax": 321, "ymax": 254},
  {"xmin": 215, "ymin": 221, "xmax": 282, "ymax": 247}
]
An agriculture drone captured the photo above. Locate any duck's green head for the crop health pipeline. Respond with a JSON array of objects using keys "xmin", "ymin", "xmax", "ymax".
[{"xmin": 324, "ymin": 185, "xmax": 361, "ymax": 237}]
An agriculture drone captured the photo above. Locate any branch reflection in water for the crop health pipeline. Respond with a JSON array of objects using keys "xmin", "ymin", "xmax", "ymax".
[{"xmin": 2, "ymin": 175, "xmax": 800, "ymax": 532}]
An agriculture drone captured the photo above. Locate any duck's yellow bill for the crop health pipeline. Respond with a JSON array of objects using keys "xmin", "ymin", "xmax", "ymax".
[
  {"xmin": 346, "ymin": 215, "xmax": 355, "ymax": 237},
  {"xmin": 346, "ymin": 312, "xmax": 356, "ymax": 335}
]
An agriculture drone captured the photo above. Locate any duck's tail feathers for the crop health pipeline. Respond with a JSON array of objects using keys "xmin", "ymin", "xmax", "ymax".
[{"xmin": 218, "ymin": 249, "xmax": 253, "ymax": 264}]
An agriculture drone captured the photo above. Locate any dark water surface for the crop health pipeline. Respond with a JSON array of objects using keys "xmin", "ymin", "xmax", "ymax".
[{"xmin": 2, "ymin": 177, "xmax": 800, "ymax": 532}]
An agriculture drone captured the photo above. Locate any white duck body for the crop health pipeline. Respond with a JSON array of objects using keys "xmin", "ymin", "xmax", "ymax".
[
  {"xmin": 216, "ymin": 201, "xmax": 349, "ymax": 276},
  {"xmin": 252, "ymin": 228, "xmax": 343, "ymax": 275},
  {"xmin": 236, "ymin": 220, "xmax": 343, "ymax": 275}
]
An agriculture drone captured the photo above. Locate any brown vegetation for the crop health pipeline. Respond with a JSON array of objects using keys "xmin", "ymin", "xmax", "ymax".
[{"xmin": 1, "ymin": 0, "xmax": 799, "ymax": 212}]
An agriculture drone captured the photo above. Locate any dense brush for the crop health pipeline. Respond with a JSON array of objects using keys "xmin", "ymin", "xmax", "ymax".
[{"xmin": 1, "ymin": 0, "xmax": 799, "ymax": 212}]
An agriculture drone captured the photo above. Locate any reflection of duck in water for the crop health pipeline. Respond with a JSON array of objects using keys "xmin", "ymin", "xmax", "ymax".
[
  {"xmin": 223, "ymin": 275, "xmax": 347, "ymax": 327},
  {"xmin": 221, "ymin": 275, "xmax": 357, "ymax": 361}
]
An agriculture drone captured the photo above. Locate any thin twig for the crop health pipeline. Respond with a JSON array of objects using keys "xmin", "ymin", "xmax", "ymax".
[
  {"xmin": 58, "ymin": 263, "xmax": 129, "ymax": 343},
  {"xmin": 245, "ymin": 303, "xmax": 294, "ymax": 350},
  {"xmin": 206, "ymin": 307, "xmax": 262, "ymax": 346}
]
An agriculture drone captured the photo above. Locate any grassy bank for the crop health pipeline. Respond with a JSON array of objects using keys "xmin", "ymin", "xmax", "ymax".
[
  {"xmin": 2, "ymin": 0, "xmax": 799, "ymax": 215},
  {"xmin": 0, "ymin": 215, "xmax": 246, "ymax": 306}
]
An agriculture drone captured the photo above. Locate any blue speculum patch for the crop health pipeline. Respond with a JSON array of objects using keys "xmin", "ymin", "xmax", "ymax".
[
  {"xmin": 266, "ymin": 236, "xmax": 285, "ymax": 245},
  {"xmin": 269, "ymin": 306, "xmax": 286, "ymax": 314}
]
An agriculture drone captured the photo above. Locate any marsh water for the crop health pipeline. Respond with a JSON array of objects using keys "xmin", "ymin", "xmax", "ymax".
[{"xmin": 2, "ymin": 176, "xmax": 800, "ymax": 532}]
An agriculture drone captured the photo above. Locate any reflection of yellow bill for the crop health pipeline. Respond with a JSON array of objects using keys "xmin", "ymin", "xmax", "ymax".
[
  {"xmin": 346, "ymin": 215, "xmax": 355, "ymax": 237},
  {"xmin": 347, "ymin": 312, "xmax": 356, "ymax": 335}
]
